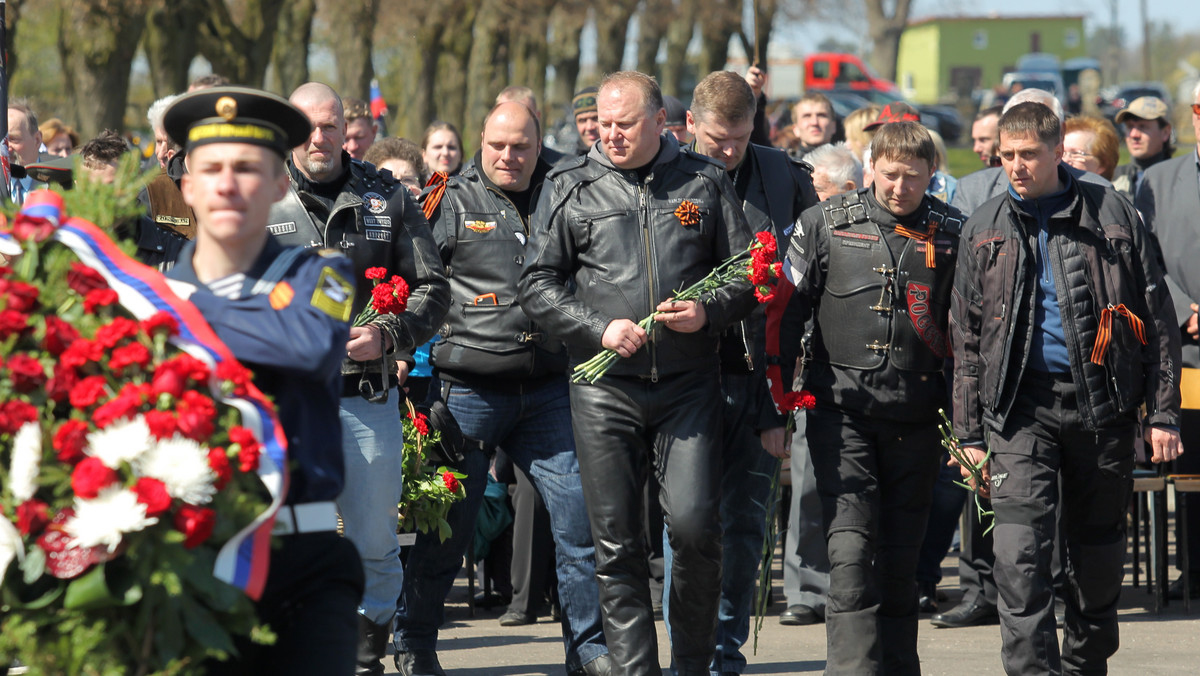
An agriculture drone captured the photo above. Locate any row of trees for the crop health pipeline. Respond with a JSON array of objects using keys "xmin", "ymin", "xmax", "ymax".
[{"xmin": 7, "ymin": 0, "xmax": 916, "ymax": 146}]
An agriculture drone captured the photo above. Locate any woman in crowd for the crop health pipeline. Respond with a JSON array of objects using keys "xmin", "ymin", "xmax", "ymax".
[
  {"xmin": 1063, "ymin": 115, "xmax": 1120, "ymax": 180},
  {"xmin": 422, "ymin": 121, "xmax": 464, "ymax": 176},
  {"xmin": 39, "ymin": 118, "xmax": 79, "ymax": 157}
]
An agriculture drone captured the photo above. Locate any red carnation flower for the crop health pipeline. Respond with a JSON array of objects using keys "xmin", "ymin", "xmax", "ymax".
[
  {"xmin": 83, "ymin": 288, "xmax": 119, "ymax": 314},
  {"xmin": 4, "ymin": 280, "xmax": 40, "ymax": 313},
  {"xmin": 16, "ymin": 499, "xmax": 51, "ymax": 535},
  {"xmin": 0, "ymin": 400, "xmax": 39, "ymax": 435},
  {"xmin": 71, "ymin": 457, "xmax": 119, "ymax": 499},
  {"xmin": 365, "ymin": 266, "xmax": 388, "ymax": 280},
  {"xmin": 6, "ymin": 353, "xmax": 47, "ymax": 393},
  {"xmin": 754, "ymin": 231, "xmax": 778, "ymax": 258},
  {"xmin": 94, "ymin": 317, "xmax": 140, "ymax": 349},
  {"xmin": 0, "ymin": 309, "xmax": 30, "ymax": 340},
  {"xmin": 176, "ymin": 390, "xmax": 216, "ymax": 442},
  {"xmin": 109, "ymin": 341, "xmax": 152, "ymax": 375},
  {"xmin": 42, "ymin": 315, "xmax": 81, "ymax": 356},
  {"xmin": 407, "ymin": 410, "xmax": 430, "ymax": 436},
  {"xmin": 92, "ymin": 391, "xmax": 143, "ymax": 429},
  {"xmin": 747, "ymin": 260, "xmax": 770, "ymax": 286},
  {"xmin": 141, "ymin": 311, "xmax": 179, "ymax": 337},
  {"xmin": 61, "ymin": 338, "xmax": 104, "ymax": 369},
  {"xmin": 208, "ymin": 447, "xmax": 232, "ymax": 490},
  {"xmin": 143, "ymin": 410, "xmax": 178, "ymax": 440},
  {"xmin": 229, "ymin": 426, "xmax": 262, "ymax": 473},
  {"xmin": 770, "ymin": 262, "xmax": 782, "ymax": 279},
  {"xmin": 174, "ymin": 505, "xmax": 216, "ymax": 549},
  {"xmin": 753, "ymin": 285, "xmax": 776, "ymax": 304},
  {"xmin": 442, "ymin": 470, "xmax": 460, "ymax": 493},
  {"xmin": 66, "ymin": 262, "xmax": 109, "ymax": 296},
  {"xmin": 11, "ymin": 215, "xmax": 56, "ymax": 243},
  {"xmin": 132, "ymin": 478, "xmax": 172, "ymax": 517},
  {"xmin": 53, "ymin": 420, "xmax": 90, "ymax": 464},
  {"xmin": 782, "ymin": 389, "xmax": 817, "ymax": 412},
  {"xmin": 69, "ymin": 375, "xmax": 109, "ymax": 409},
  {"xmin": 370, "ymin": 283, "xmax": 403, "ymax": 315},
  {"xmin": 215, "ymin": 360, "xmax": 252, "ymax": 396}
]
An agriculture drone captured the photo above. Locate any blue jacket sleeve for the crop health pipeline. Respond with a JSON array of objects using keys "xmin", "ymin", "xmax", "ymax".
[{"xmin": 188, "ymin": 253, "xmax": 354, "ymax": 382}]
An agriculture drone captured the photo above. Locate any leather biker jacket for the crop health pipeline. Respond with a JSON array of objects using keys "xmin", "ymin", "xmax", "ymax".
[
  {"xmin": 951, "ymin": 167, "xmax": 1180, "ymax": 444},
  {"xmin": 518, "ymin": 136, "xmax": 757, "ymax": 380}
]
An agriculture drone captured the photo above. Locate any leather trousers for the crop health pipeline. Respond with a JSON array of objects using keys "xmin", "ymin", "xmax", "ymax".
[{"xmin": 569, "ymin": 370, "xmax": 724, "ymax": 676}]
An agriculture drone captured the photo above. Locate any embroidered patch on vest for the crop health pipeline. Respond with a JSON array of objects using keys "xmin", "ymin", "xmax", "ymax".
[
  {"xmin": 363, "ymin": 192, "xmax": 387, "ymax": 214},
  {"xmin": 155, "ymin": 215, "xmax": 190, "ymax": 226},
  {"xmin": 906, "ymin": 282, "xmax": 949, "ymax": 359},
  {"xmin": 365, "ymin": 229, "xmax": 392, "ymax": 242},
  {"xmin": 465, "ymin": 220, "xmax": 497, "ymax": 233},
  {"xmin": 267, "ymin": 222, "xmax": 297, "ymax": 236},
  {"xmin": 365, "ymin": 215, "xmax": 392, "ymax": 228},
  {"xmin": 831, "ymin": 230, "xmax": 880, "ymax": 242}
]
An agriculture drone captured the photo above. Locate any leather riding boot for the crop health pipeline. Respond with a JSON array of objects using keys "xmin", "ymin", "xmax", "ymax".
[{"xmin": 355, "ymin": 615, "xmax": 388, "ymax": 676}]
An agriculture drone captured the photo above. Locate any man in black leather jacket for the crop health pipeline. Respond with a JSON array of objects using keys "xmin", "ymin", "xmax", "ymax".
[
  {"xmin": 780, "ymin": 121, "xmax": 963, "ymax": 674},
  {"xmin": 393, "ymin": 101, "xmax": 609, "ymax": 676},
  {"xmin": 264, "ymin": 82, "xmax": 449, "ymax": 676},
  {"xmin": 951, "ymin": 102, "xmax": 1181, "ymax": 675},
  {"xmin": 659, "ymin": 69, "xmax": 819, "ymax": 674},
  {"xmin": 518, "ymin": 71, "xmax": 756, "ymax": 676}
]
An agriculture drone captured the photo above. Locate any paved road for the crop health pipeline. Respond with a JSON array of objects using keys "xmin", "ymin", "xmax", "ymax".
[{"xmin": 373, "ymin": 551, "xmax": 1200, "ymax": 674}]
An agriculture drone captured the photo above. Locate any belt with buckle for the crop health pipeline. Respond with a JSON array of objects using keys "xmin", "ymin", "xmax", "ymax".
[{"xmin": 273, "ymin": 501, "xmax": 339, "ymax": 536}]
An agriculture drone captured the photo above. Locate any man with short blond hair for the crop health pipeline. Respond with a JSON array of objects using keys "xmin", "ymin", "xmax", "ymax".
[
  {"xmin": 777, "ymin": 92, "xmax": 836, "ymax": 158},
  {"xmin": 520, "ymin": 70, "xmax": 756, "ymax": 675},
  {"xmin": 679, "ymin": 69, "xmax": 820, "ymax": 671},
  {"xmin": 342, "ymin": 97, "xmax": 378, "ymax": 162}
]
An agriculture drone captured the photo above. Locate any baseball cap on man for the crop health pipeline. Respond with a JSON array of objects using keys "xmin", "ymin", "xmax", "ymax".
[
  {"xmin": 573, "ymin": 86, "xmax": 599, "ymax": 118},
  {"xmin": 863, "ymin": 101, "xmax": 921, "ymax": 131},
  {"xmin": 663, "ymin": 95, "xmax": 687, "ymax": 127},
  {"xmin": 164, "ymin": 86, "xmax": 312, "ymax": 158},
  {"xmin": 1115, "ymin": 96, "xmax": 1170, "ymax": 124}
]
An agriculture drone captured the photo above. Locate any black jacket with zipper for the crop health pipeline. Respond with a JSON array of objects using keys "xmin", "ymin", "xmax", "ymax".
[
  {"xmin": 518, "ymin": 135, "xmax": 757, "ymax": 380},
  {"xmin": 426, "ymin": 152, "xmax": 565, "ymax": 386},
  {"xmin": 951, "ymin": 166, "xmax": 1180, "ymax": 445}
]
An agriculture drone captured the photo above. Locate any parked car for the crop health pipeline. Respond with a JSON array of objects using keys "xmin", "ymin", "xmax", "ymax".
[
  {"xmin": 1098, "ymin": 82, "xmax": 1172, "ymax": 123},
  {"xmin": 1001, "ymin": 71, "xmax": 1067, "ymax": 106}
]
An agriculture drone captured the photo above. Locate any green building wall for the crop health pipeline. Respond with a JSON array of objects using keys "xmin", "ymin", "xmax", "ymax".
[{"xmin": 897, "ymin": 16, "xmax": 1087, "ymax": 104}]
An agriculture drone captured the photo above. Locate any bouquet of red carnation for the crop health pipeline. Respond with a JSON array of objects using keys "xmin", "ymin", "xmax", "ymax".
[
  {"xmin": 0, "ymin": 192, "xmax": 280, "ymax": 674},
  {"xmin": 398, "ymin": 403, "xmax": 465, "ymax": 542},
  {"xmin": 354, "ymin": 266, "xmax": 410, "ymax": 326},
  {"xmin": 572, "ymin": 232, "xmax": 785, "ymax": 383}
]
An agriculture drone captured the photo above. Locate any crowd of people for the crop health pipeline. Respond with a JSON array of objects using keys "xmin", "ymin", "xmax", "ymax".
[{"xmin": 5, "ymin": 64, "xmax": 1200, "ymax": 676}]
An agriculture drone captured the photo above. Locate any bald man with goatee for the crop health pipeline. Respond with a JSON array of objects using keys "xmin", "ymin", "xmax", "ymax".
[
  {"xmin": 393, "ymin": 101, "xmax": 610, "ymax": 676},
  {"xmin": 264, "ymin": 82, "xmax": 450, "ymax": 676}
]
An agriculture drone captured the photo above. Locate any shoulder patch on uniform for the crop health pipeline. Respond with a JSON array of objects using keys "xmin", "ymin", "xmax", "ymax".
[
  {"xmin": 269, "ymin": 281, "xmax": 294, "ymax": 310},
  {"xmin": 311, "ymin": 266, "xmax": 354, "ymax": 321}
]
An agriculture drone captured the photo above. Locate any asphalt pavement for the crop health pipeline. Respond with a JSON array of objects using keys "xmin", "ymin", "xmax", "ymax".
[{"xmin": 370, "ymin": 546, "xmax": 1200, "ymax": 675}]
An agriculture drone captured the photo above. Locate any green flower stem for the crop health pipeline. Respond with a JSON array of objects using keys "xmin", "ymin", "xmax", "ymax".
[{"xmin": 937, "ymin": 408, "xmax": 996, "ymax": 535}]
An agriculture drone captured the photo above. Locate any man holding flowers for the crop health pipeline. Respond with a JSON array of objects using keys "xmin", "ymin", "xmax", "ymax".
[
  {"xmin": 264, "ymin": 82, "xmax": 450, "ymax": 675},
  {"xmin": 779, "ymin": 120, "xmax": 964, "ymax": 673},
  {"xmin": 519, "ymin": 71, "xmax": 757, "ymax": 675}
]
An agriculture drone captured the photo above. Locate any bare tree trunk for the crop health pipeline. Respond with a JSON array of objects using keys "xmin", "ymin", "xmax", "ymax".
[
  {"xmin": 56, "ymin": 0, "xmax": 149, "ymax": 138},
  {"xmin": 546, "ymin": 0, "xmax": 588, "ymax": 118},
  {"xmin": 328, "ymin": 0, "xmax": 378, "ymax": 100},
  {"xmin": 195, "ymin": 0, "xmax": 287, "ymax": 88},
  {"xmin": 592, "ymin": 0, "xmax": 638, "ymax": 75},
  {"xmin": 660, "ymin": 0, "xmax": 695, "ymax": 97},
  {"xmin": 509, "ymin": 1, "xmax": 550, "ymax": 106},
  {"xmin": 6, "ymin": 0, "xmax": 30, "ymax": 82},
  {"xmin": 864, "ymin": 0, "xmax": 912, "ymax": 81},
  {"xmin": 143, "ymin": 0, "xmax": 203, "ymax": 97},
  {"xmin": 635, "ymin": 3, "xmax": 670, "ymax": 77},
  {"xmin": 465, "ymin": 0, "xmax": 508, "ymax": 145},
  {"xmin": 433, "ymin": 2, "xmax": 478, "ymax": 143},
  {"xmin": 696, "ymin": 0, "xmax": 740, "ymax": 77},
  {"xmin": 270, "ymin": 0, "xmax": 315, "ymax": 95}
]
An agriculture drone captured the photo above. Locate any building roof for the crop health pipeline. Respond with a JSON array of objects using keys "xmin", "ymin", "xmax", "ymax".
[{"xmin": 907, "ymin": 14, "xmax": 1085, "ymax": 28}]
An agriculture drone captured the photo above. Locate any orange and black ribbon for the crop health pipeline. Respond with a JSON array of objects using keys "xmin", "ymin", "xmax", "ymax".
[
  {"xmin": 421, "ymin": 171, "xmax": 449, "ymax": 221},
  {"xmin": 1090, "ymin": 303, "xmax": 1147, "ymax": 365},
  {"xmin": 894, "ymin": 222, "xmax": 939, "ymax": 268}
]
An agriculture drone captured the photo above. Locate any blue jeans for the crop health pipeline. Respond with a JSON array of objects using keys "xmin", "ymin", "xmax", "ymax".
[
  {"xmin": 663, "ymin": 372, "xmax": 779, "ymax": 675},
  {"xmin": 336, "ymin": 390, "xmax": 405, "ymax": 625},
  {"xmin": 394, "ymin": 378, "xmax": 606, "ymax": 671}
]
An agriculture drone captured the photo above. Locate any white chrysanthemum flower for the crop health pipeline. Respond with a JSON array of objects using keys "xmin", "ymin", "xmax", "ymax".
[
  {"xmin": 86, "ymin": 416, "xmax": 153, "ymax": 469},
  {"xmin": 0, "ymin": 517, "xmax": 24, "ymax": 586},
  {"xmin": 10, "ymin": 422, "xmax": 42, "ymax": 503},
  {"xmin": 64, "ymin": 486, "xmax": 158, "ymax": 552},
  {"xmin": 133, "ymin": 435, "xmax": 216, "ymax": 505}
]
